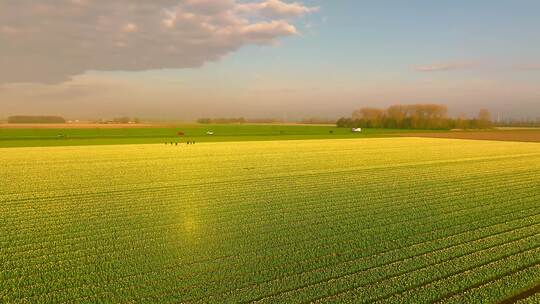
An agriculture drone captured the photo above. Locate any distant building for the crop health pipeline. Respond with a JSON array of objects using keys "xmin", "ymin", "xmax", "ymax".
[{"xmin": 352, "ymin": 128, "xmax": 362, "ymax": 133}]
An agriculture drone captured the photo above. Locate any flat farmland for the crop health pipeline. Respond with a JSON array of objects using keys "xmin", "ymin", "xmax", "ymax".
[
  {"xmin": 1, "ymin": 138, "xmax": 540, "ymax": 303},
  {"xmin": 400, "ymin": 130, "xmax": 540, "ymax": 143},
  {"xmin": 0, "ymin": 124, "xmax": 430, "ymax": 148}
]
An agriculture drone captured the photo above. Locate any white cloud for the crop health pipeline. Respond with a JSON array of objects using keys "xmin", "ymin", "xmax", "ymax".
[
  {"xmin": 262, "ymin": 0, "xmax": 319, "ymax": 17},
  {"xmin": 238, "ymin": 0, "xmax": 319, "ymax": 18},
  {"xmin": 0, "ymin": 0, "xmax": 316, "ymax": 84}
]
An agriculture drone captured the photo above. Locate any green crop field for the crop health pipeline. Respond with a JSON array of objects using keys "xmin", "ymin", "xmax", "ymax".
[
  {"xmin": 1, "ymin": 138, "xmax": 540, "ymax": 303},
  {"xmin": 0, "ymin": 124, "xmax": 426, "ymax": 148}
]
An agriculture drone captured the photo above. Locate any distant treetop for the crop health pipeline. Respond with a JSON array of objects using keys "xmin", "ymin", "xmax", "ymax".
[{"xmin": 338, "ymin": 104, "xmax": 493, "ymax": 130}]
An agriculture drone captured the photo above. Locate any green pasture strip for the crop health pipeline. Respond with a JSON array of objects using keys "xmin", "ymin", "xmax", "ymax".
[{"xmin": 0, "ymin": 125, "xmax": 422, "ymax": 148}]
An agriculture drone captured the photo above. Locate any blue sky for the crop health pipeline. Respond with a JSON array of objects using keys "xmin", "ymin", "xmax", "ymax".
[
  {"xmin": 1, "ymin": 0, "xmax": 539, "ymax": 120},
  {"xmin": 227, "ymin": 0, "xmax": 540, "ymax": 82}
]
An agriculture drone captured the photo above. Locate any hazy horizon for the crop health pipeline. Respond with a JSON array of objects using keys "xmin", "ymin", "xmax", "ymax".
[{"xmin": 1, "ymin": 0, "xmax": 539, "ymax": 120}]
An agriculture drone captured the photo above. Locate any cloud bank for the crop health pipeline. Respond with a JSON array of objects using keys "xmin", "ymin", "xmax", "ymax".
[{"xmin": 0, "ymin": 0, "xmax": 317, "ymax": 84}]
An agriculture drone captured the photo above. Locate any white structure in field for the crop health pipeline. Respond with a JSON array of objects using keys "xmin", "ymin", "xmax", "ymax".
[
  {"xmin": 352, "ymin": 128, "xmax": 362, "ymax": 133},
  {"xmin": 206, "ymin": 131, "xmax": 214, "ymax": 135}
]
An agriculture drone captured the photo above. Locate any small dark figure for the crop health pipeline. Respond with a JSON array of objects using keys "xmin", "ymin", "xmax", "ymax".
[
  {"xmin": 175, "ymin": 142, "xmax": 178, "ymax": 146},
  {"xmin": 329, "ymin": 130, "xmax": 334, "ymax": 134}
]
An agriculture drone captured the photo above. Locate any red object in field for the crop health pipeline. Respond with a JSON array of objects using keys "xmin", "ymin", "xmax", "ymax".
[{"xmin": 177, "ymin": 131, "xmax": 185, "ymax": 136}]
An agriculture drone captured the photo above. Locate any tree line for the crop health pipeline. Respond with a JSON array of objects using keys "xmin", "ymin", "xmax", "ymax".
[
  {"xmin": 496, "ymin": 118, "xmax": 540, "ymax": 128},
  {"xmin": 197, "ymin": 117, "xmax": 287, "ymax": 124},
  {"xmin": 8, "ymin": 115, "xmax": 66, "ymax": 124},
  {"xmin": 91, "ymin": 117, "xmax": 140, "ymax": 124},
  {"xmin": 337, "ymin": 104, "xmax": 493, "ymax": 130},
  {"xmin": 197, "ymin": 117, "xmax": 247, "ymax": 124}
]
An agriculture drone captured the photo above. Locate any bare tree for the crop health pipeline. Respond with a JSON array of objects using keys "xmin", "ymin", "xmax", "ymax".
[{"xmin": 478, "ymin": 108, "xmax": 492, "ymax": 129}]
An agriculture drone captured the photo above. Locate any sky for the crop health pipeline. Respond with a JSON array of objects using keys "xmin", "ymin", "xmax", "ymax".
[{"xmin": 1, "ymin": 0, "xmax": 539, "ymax": 121}]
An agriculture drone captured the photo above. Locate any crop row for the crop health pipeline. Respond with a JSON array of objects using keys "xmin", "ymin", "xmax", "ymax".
[
  {"xmin": 434, "ymin": 264, "xmax": 540, "ymax": 304},
  {"xmin": 146, "ymin": 223, "xmax": 540, "ymax": 303},
  {"xmin": 3, "ymin": 144, "xmax": 538, "ymax": 197},
  {"xmin": 4, "ymin": 147, "xmax": 534, "ymax": 205},
  {"xmin": 2, "ymin": 139, "xmax": 540, "ymax": 303},
  {"xmin": 3, "ymin": 167, "xmax": 537, "ymax": 259},
  {"xmin": 2, "ymin": 172, "xmax": 536, "ymax": 260},
  {"xmin": 3, "ymin": 154, "xmax": 533, "ymax": 219},
  {"xmin": 3, "ymin": 161, "xmax": 512, "ymax": 228},
  {"xmin": 53, "ymin": 230, "xmax": 540, "ymax": 304},
  {"xmin": 5, "ymin": 204, "xmax": 540, "ymax": 302},
  {"xmin": 3, "ymin": 178, "xmax": 538, "ymax": 282},
  {"xmin": 5, "ymin": 202, "xmax": 539, "ymax": 302}
]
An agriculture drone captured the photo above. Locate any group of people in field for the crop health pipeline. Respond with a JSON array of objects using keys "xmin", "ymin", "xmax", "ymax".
[{"xmin": 166, "ymin": 141, "xmax": 195, "ymax": 146}]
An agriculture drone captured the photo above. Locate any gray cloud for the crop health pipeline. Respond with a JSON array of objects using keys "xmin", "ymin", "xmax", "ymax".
[{"xmin": 0, "ymin": 0, "xmax": 316, "ymax": 84}]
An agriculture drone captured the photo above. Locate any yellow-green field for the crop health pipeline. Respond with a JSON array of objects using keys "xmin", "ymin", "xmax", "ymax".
[{"xmin": 1, "ymin": 138, "xmax": 540, "ymax": 303}]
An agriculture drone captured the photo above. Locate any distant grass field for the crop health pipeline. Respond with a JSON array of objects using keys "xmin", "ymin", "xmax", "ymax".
[
  {"xmin": 0, "ymin": 124, "xmax": 425, "ymax": 147},
  {"xmin": 2, "ymin": 138, "xmax": 540, "ymax": 303}
]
